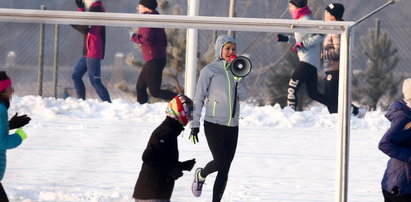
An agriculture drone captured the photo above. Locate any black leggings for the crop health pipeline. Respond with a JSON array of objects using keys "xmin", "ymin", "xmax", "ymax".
[
  {"xmin": 383, "ymin": 189, "xmax": 411, "ymax": 202},
  {"xmin": 0, "ymin": 183, "xmax": 9, "ymax": 202},
  {"xmin": 201, "ymin": 121, "xmax": 238, "ymax": 202},
  {"xmin": 287, "ymin": 61, "xmax": 328, "ymax": 109},
  {"xmin": 136, "ymin": 58, "xmax": 177, "ymax": 104}
]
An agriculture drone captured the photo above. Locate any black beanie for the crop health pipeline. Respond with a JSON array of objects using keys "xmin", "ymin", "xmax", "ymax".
[
  {"xmin": 325, "ymin": 3, "xmax": 345, "ymax": 20},
  {"xmin": 0, "ymin": 72, "xmax": 9, "ymax": 82},
  {"xmin": 139, "ymin": 0, "xmax": 158, "ymax": 10},
  {"xmin": 289, "ymin": 0, "xmax": 307, "ymax": 8}
]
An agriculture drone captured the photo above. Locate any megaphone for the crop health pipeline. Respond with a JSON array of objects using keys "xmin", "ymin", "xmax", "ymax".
[{"xmin": 227, "ymin": 54, "xmax": 252, "ymax": 78}]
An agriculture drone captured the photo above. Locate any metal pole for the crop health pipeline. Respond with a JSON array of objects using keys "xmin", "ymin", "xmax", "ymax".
[
  {"xmin": 37, "ymin": 5, "xmax": 45, "ymax": 96},
  {"xmin": 53, "ymin": 24, "xmax": 60, "ymax": 98},
  {"xmin": 227, "ymin": 0, "xmax": 236, "ymax": 37},
  {"xmin": 334, "ymin": 1, "xmax": 399, "ymax": 200},
  {"xmin": 184, "ymin": 0, "xmax": 199, "ymax": 99},
  {"xmin": 0, "ymin": 9, "xmax": 350, "ymax": 34},
  {"xmin": 335, "ymin": 27, "xmax": 351, "ymax": 202},
  {"xmin": 351, "ymin": 0, "xmax": 399, "ymax": 27}
]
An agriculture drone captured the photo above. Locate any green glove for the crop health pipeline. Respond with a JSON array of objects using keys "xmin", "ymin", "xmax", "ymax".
[
  {"xmin": 16, "ymin": 128, "xmax": 27, "ymax": 140},
  {"xmin": 233, "ymin": 76, "xmax": 243, "ymax": 82}
]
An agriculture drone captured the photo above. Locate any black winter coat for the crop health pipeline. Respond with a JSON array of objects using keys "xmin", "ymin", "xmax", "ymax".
[{"xmin": 133, "ymin": 117, "xmax": 184, "ymax": 200}]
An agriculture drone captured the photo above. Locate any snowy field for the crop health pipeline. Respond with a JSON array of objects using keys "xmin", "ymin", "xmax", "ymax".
[{"xmin": 2, "ymin": 96, "xmax": 390, "ymax": 202}]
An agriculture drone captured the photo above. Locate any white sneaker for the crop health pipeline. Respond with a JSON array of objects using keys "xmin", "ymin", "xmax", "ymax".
[
  {"xmin": 192, "ymin": 168, "xmax": 205, "ymax": 197},
  {"xmin": 354, "ymin": 107, "xmax": 366, "ymax": 118}
]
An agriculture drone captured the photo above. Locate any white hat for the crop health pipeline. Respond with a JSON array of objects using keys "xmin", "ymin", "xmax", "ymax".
[
  {"xmin": 84, "ymin": 0, "xmax": 100, "ymax": 9},
  {"xmin": 403, "ymin": 78, "xmax": 411, "ymax": 108}
]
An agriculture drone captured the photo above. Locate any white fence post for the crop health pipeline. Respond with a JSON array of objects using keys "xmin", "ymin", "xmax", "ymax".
[
  {"xmin": 335, "ymin": 28, "xmax": 352, "ymax": 202},
  {"xmin": 184, "ymin": 0, "xmax": 199, "ymax": 99}
]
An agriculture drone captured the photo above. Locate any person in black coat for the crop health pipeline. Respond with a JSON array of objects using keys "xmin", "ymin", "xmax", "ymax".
[{"xmin": 133, "ymin": 95, "xmax": 196, "ymax": 202}]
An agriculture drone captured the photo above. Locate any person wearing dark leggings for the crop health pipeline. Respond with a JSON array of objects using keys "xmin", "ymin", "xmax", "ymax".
[
  {"xmin": 130, "ymin": 0, "xmax": 177, "ymax": 104},
  {"xmin": 135, "ymin": 58, "xmax": 177, "ymax": 104},
  {"xmin": 321, "ymin": 3, "xmax": 365, "ymax": 117},
  {"xmin": 287, "ymin": 61, "xmax": 329, "ymax": 109},
  {"xmin": 201, "ymin": 121, "xmax": 238, "ymax": 201},
  {"xmin": 277, "ymin": 0, "xmax": 326, "ymax": 110},
  {"xmin": 189, "ymin": 35, "xmax": 248, "ymax": 202}
]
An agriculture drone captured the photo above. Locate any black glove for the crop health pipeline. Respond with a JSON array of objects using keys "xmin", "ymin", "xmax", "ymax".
[
  {"xmin": 75, "ymin": 0, "xmax": 85, "ymax": 9},
  {"xmin": 277, "ymin": 34, "xmax": 289, "ymax": 42},
  {"xmin": 169, "ymin": 168, "xmax": 183, "ymax": 180},
  {"xmin": 189, "ymin": 128, "xmax": 199, "ymax": 144},
  {"xmin": 179, "ymin": 158, "xmax": 196, "ymax": 171},
  {"xmin": 8, "ymin": 113, "xmax": 31, "ymax": 130}
]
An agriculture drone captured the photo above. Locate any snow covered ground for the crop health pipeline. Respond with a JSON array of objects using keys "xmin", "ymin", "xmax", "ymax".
[{"xmin": 2, "ymin": 96, "xmax": 390, "ymax": 202}]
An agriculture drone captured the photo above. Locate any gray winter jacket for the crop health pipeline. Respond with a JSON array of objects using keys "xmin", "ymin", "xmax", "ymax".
[
  {"xmin": 288, "ymin": 15, "xmax": 324, "ymax": 69},
  {"xmin": 191, "ymin": 35, "xmax": 248, "ymax": 128}
]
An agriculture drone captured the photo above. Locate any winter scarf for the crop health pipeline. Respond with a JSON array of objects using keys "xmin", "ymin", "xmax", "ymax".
[{"xmin": 292, "ymin": 6, "xmax": 312, "ymax": 20}]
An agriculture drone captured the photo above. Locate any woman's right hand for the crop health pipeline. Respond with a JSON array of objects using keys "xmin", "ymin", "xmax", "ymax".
[{"xmin": 189, "ymin": 128, "xmax": 200, "ymax": 144}]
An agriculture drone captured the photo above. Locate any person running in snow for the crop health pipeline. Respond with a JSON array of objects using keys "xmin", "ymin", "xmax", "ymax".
[
  {"xmin": 71, "ymin": 0, "xmax": 111, "ymax": 102},
  {"xmin": 189, "ymin": 34, "xmax": 248, "ymax": 202},
  {"xmin": 321, "ymin": 3, "xmax": 366, "ymax": 118},
  {"xmin": 129, "ymin": 0, "xmax": 178, "ymax": 104},
  {"xmin": 277, "ymin": 0, "xmax": 327, "ymax": 111},
  {"xmin": 379, "ymin": 78, "xmax": 411, "ymax": 202},
  {"xmin": 0, "ymin": 71, "xmax": 31, "ymax": 201},
  {"xmin": 133, "ymin": 95, "xmax": 196, "ymax": 202}
]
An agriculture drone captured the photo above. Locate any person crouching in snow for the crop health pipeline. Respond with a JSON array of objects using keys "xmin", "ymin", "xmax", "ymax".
[
  {"xmin": 0, "ymin": 71, "xmax": 31, "ymax": 201},
  {"xmin": 133, "ymin": 95, "xmax": 196, "ymax": 202}
]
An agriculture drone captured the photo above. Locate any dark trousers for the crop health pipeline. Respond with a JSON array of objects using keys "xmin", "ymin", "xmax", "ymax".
[
  {"xmin": 0, "ymin": 183, "xmax": 9, "ymax": 202},
  {"xmin": 324, "ymin": 70, "xmax": 359, "ymax": 114},
  {"xmin": 201, "ymin": 121, "xmax": 238, "ymax": 202},
  {"xmin": 136, "ymin": 58, "xmax": 177, "ymax": 104},
  {"xmin": 287, "ymin": 62, "xmax": 328, "ymax": 109},
  {"xmin": 72, "ymin": 57, "xmax": 111, "ymax": 102},
  {"xmin": 324, "ymin": 70, "xmax": 339, "ymax": 113},
  {"xmin": 383, "ymin": 189, "xmax": 411, "ymax": 202}
]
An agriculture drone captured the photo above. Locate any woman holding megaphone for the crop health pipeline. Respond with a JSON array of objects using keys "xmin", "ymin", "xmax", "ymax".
[{"xmin": 189, "ymin": 35, "xmax": 248, "ymax": 202}]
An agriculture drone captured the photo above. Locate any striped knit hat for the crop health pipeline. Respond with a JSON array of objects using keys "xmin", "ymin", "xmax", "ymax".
[
  {"xmin": 166, "ymin": 95, "xmax": 193, "ymax": 126},
  {"xmin": 0, "ymin": 71, "xmax": 11, "ymax": 92}
]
